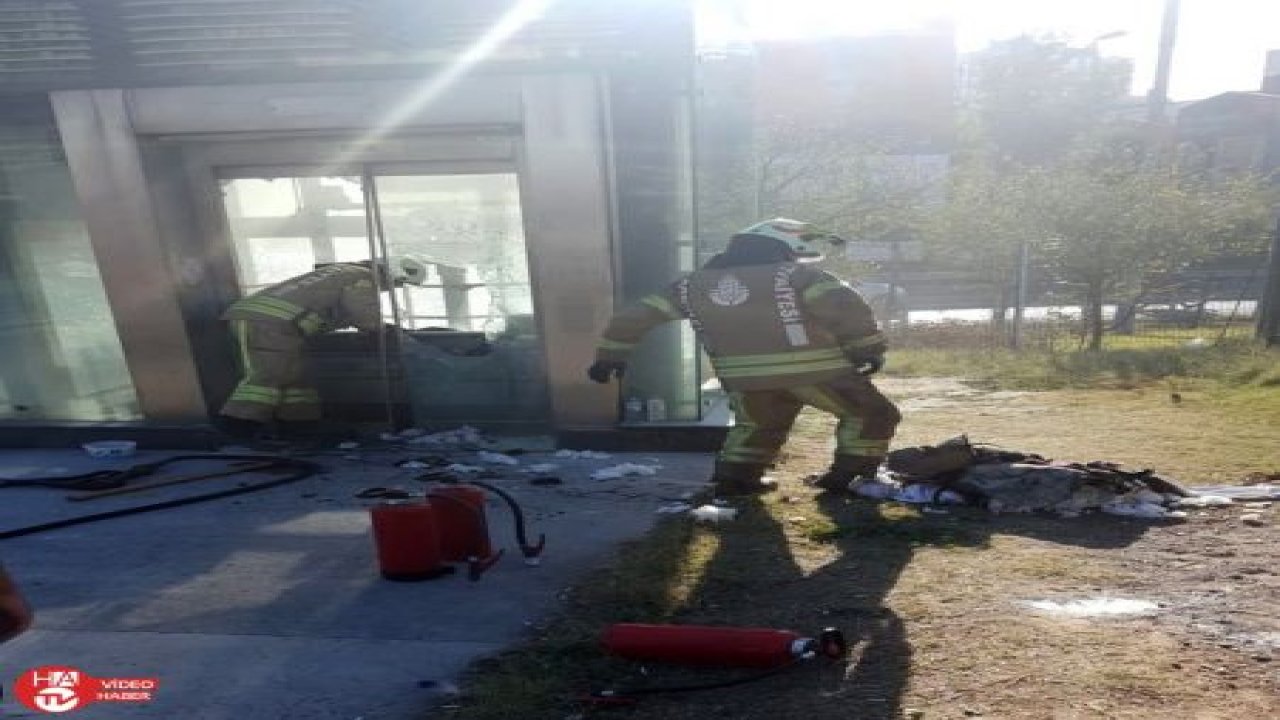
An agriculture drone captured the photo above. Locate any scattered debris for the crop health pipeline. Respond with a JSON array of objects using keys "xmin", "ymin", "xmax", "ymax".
[
  {"xmin": 690, "ymin": 505, "xmax": 738, "ymax": 523},
  {"xmin": 396, "ymin": 455, "xmax": 450, "ymax": 470},
  {"xmin": 554, "ymin": 450, "xmax": 612, "ymax": 460},
  {"xmin": 1243, "ymin": 471, "xmax": 1280, "ymax": 486},
  {"xmin": 1100, "ymin": 499, "xmax": 1187, "ymax": 520},
  {"xmin": 413, "ymin": 469, "xmax": 460, "ymax": 483},
  {"xmin": 355, "ymin": 487, "xmax": 414, "ymax": 500},
  {"xmin": 850, "ymin": 475, "xmax": 965, "ymax": 505},
  {"xmin": 1022, "ymin": 597, "xmax": 1159, "ymax": 617},
  {"xmin": 871, "ymin": 437, "xmax": 1212, "ymax": 519},
  {"xmin": 1240, "ymin": 513, "xmax": 1267, "ymax": 527},
  {"xmin": 82, "ymin": 440, "xmax": 137, "ymax": 458},
  {"xmin": 1175, "ymin": 495, "xmax": 1235, "ymax": 508},
  {"xmin": 1192, "ymin": 484, "xmax": 1280, "ymax": 501},
  {"xmin": 656, "ymin": 503, "xmax": 693, "ymax": 514},
  {"xmin": 404, "ymin": 426, "xmax": 487, "ymax": 448},
  {"xmin": 477, "ymin": 451, "xmax": 520, "ymax": 466},
  {"xmin": 591, "ymin": 463, "xmax": 660, "ymax": 481},
  {"xmin": 446, "ymin": 464, "xmax": 487, "ymax": 475},
  {"xmin": 523, "ymin": 463, "xmax": 560, "ymax": 474}
]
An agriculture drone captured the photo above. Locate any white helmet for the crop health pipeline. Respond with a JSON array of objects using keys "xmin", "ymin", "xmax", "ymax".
[
  {"xmin": 734, "ymin": 218, "xmax": 846, "ymax": 261},
  {"xmin": 389, "ymin": 255, "xmax": 428, "ymax": 286}
]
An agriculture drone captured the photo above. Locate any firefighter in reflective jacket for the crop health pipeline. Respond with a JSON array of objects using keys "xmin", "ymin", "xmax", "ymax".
[
  {"xmin": 217, "ymin": 257, "xmax": 427, "ymax": 438},
  {"xmin": 588, "ymin": 218, "xmax": 901, "ymax": 495}
]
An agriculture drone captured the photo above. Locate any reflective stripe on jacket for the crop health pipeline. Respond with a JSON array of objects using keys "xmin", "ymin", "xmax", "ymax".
[
  {"xmin": 597, "ymin": 262, "xmax": 885, "ymax": 391},
  {"xmin": 222, "ymin": 264, "xmax": 382, "ymax": 335}
]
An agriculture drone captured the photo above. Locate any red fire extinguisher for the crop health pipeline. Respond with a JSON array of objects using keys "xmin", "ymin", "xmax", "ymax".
[
  {"xmin": 369, "ymin": 501, "xmax": 450, "ymax": 581},
  {"xmin": 601, "ymin": 623, "xmax": 847, "ymax": 669},
  {"xmin": 429, "ymin": 486, "xmax": 494, "ymax": 563},
  {"xmin": 428, "ymin": 486, "xmax": 503, "ymax": 580},
  {"xmin": 368, "ymin": 480, "xmax": 546, "ymax": 582},
  {"xmin": 590, "ymin": 623, "xmax": 847, "ymax": 704}
]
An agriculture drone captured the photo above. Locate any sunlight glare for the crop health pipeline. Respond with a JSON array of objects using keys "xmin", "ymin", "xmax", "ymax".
[{"xmin": 323, "ymin": 0, "xmax": 552, "ymax": 173}]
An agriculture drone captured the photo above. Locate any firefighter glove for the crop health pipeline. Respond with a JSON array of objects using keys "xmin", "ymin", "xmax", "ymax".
[
  {"xmin": 587, "ymin": 360, "xmax": 627, "ymax": 384},
  {"xmin": 854, "ymin": 355, "xmax": 884, "ymax": 376}
]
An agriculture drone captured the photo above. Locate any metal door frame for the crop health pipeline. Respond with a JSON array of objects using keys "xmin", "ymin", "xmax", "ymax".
[
  {"xmin": 180, "ymin": 135, "xmax": 536, "ymax": 423},
  {"xmin": 53, "ymin": 75, "xmax": 618, "ymax": 428}
]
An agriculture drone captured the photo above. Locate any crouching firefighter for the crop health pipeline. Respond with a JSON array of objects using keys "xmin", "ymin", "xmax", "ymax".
[
  {"xmin": 217, "ymin": 257, "xmax": 427, "ymax": 439},
  {"xmin": 588, "ymin": 219, "xmax": 901, "ymax": 495}
]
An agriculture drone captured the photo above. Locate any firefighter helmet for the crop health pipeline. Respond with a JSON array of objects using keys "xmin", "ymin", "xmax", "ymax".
[
  {"xmin": 389, "ymin": 255, "xmax": 428, "ymax": 286},
  {"xmin": 733, "ymin": 218, "xmax": 846, "ymax": 261}
]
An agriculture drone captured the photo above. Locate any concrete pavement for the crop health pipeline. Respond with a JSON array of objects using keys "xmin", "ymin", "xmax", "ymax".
[{"xmin": 0, "ymin": 446, "xmax": 712, "ymax": 719}]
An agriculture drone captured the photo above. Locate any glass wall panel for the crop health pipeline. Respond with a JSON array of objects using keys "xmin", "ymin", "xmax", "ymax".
[
  {"xmin": 218, "ymin": 170, "xmax": 547, "ymax": 426},
  {"xmin": 612, "ymin": 75, "xmax": 702, "ymax": 423},
  {"xmin": 222, "ymin": 176, "xmax": 367, "ymax": 294},
  {"xmin": 373, "ymin": 173, "xmax": 548, "ymax": 424},
  {"xmin": 0, "ymin": 105, "xmax": 139, "ymax": 420}
]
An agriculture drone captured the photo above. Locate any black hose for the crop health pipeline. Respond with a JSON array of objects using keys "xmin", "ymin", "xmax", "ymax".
[
  {"xmin": 463, "ymin": 480, "xmax": 545, "ymax": 560},
  {"xmin": 423, "ymin": 490, "xmax": 504, "ymax": 580},
  {"xmin": 0, "ymin": 463, "xmax": 163, "ymax": 490},
  {"xmin": 0, "ymin": 455, "xmax": 320, "ymax": 540}
]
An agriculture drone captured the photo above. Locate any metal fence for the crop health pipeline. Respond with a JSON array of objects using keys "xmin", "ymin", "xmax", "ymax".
[{"xmin": 852, "ymin": 260, "xmax": 1267, "ymax": 353}]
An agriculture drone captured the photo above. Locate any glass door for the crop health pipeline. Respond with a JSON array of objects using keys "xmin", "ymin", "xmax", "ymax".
[
  {"xmin": 370, "ymin": 172, "xmax": 548, "ymax": 425},
  {"xmin": 216, "ymin": 168, "xmax": 548, "ymax": 427}
]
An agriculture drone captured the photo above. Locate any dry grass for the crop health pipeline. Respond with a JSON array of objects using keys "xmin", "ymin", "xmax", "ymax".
[{"xmin": 440, "ymin": 380, "xmax": 1279, "ymax": 720}]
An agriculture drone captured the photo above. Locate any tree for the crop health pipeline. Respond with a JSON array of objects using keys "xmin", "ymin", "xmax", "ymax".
[
  {"xmin": 922, "ymin": 35, "xmax": 1139, "ymax": 328},
  {"xmin": 965, "ymin": 35, "xmax": 1132, "ymax": 166},
  {"xmin": 1015, "ymin": 141, "xmax": 1274, "ymax": 350},
  {"xmin": 921, "ymin": 158, "xmax": 1035, "ymax": 325}
]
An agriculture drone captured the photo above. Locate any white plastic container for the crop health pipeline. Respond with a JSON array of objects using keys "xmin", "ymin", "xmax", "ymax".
[
  {"xmin": 82, "ymin": 440, "xmax": 137, "ymax": 458},
  {"xmin": 623, "ymin": 397, "xmax": 645, "ymax": 423},
  {"xmin": 646, "ymin": 397, "xmax": 667, "ymax": 423}
]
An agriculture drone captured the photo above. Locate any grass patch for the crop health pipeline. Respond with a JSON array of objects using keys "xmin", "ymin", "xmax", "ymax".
[
  {"xmin": 995, "ymin": 548, "xmax": 1130, "ymax": 583},
  {"xmin": 804, "ymin": 513, "xmax": 980, "ymax": 547},
  {"xmin": 886, "ymin": 339, "xmax": 1280, "ymax": 391},
  {"xmin": 444, "ymin": 382, "xmax": 1279, "ymax": 720},
  {"xmin": 441, "ymin": 519, "xmax": 713, "ymax": 720}
]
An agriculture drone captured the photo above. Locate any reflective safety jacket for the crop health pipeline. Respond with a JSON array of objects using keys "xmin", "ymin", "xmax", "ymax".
[
  {"xmin": 597, "ymin": 262, "xmax": 886, "ymax": 391},
  {"xmin": 223, "ymin": 263, "xmax": 382, "ymax": 335}
]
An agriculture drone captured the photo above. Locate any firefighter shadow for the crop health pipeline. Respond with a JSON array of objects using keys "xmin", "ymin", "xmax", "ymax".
[
  {"xmin": 805, "ymin": 492, "xmax": 1157, "ymax": 718},
  {"xmin": 626, "ymin": 494, "xmax": 912, "ymax": 719},
  {"xmin": 646, "ymin": 491, "xmax": 1157, "ymax": 720}
]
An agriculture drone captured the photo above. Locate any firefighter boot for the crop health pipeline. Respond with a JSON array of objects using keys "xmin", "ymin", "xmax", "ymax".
[
  {"xmin": 806, "ymin": 455, "xmax": 883, "ymax": 493},
  {"xmin": 707, "ymin": 461, "xmax": 778, "ymax": 498}
]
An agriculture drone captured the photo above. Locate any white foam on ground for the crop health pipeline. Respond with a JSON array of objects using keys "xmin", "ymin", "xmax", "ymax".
[{"xmin": 1022, "ymin": 597, "xmax": 1159, "ymax": 617}]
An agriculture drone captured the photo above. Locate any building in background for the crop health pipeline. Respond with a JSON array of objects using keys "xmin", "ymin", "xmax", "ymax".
[
  {"xmin": 0, "ymin": 0, "xmax": 702, "ymax": 443},
  {"xmin": 753, "ymin": 31, "xmax": 956, "ymax": 153},
  {"xmin": 1175, "ymin": 48, "xmax": 1280, "ymax": 345}
]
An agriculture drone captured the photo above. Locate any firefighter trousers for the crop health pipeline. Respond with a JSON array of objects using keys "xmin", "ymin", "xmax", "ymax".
[
  {"xmin": 717, "ymin": 372, "xmax": 901, "ymax": 481},
  {"xmin": 220, "ymin": 319, "xmax": 322, "ymax": 423}
]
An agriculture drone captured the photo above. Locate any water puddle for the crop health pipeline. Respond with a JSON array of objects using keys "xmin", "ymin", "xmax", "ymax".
[{"xmin": 1021, "ymin": 597, "xmax": 1160, "ymax": 617}]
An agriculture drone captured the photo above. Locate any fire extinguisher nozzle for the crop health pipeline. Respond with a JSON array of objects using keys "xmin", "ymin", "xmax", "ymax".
[{"xmin": 818, "ymin": 627, "xmax": 848, "ymax": 659}]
